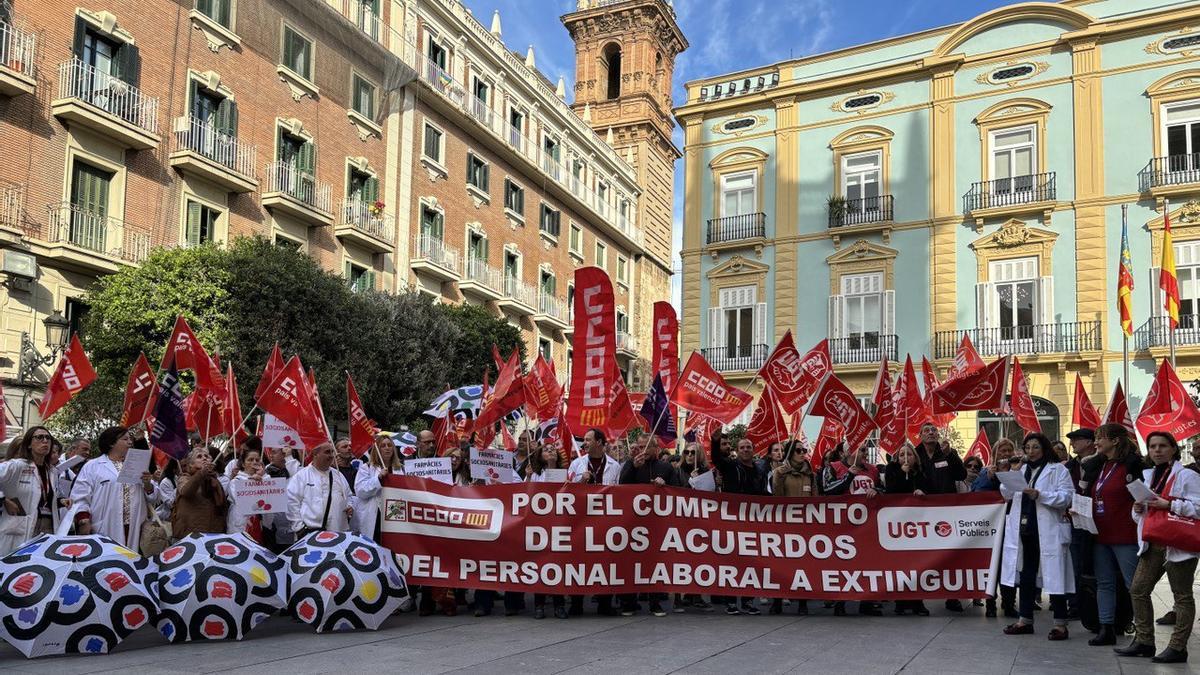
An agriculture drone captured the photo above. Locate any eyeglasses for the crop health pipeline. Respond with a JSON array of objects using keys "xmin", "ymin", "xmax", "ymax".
[
  {"xmin": 682, "ymin": 451, "xmax": 695, "ymax": 456},
  {"xmin": 32, "ymin": 434, "xmax": 52, "ymax": 442}
]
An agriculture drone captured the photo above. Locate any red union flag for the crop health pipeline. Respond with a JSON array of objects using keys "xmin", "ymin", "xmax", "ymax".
[
  {"xmin": 347, "ymin": 374, "xmax": 379, "ymax": 455},
  {"xmin": 258, "ymin": 356, "xmax": 326, "ymax": 449},
  {"xmin": 120, "ymin": 352, "xmax": 159, "ymax": 427},
  {"xmin": 38, "ymin": 334, "xmax": 97, "ymax": 420},
  {"xmin": 1102, "ymin": 380, "xmax": 1136, "ymax": 435},
  {"xmin": 606, "ymin": 361, "xmax": 640, "ymax": 438},
  {"xmin": 946, "ymin": 334, "xmax": 986, "ymax": 382},
  {"xmin": 1009, "ymin": 358, "xmax": 1041, "ymax": 434},
  {"xmin": 758, "ymin": 332, "xmax": 831, "ymax": 415},
  {"xmin": 967, "ymin": 428, "xmax": 992, "ymax": 466},
  {"xmin": 1137, "ymin": 359, "xmax": 1200, "ymax": 441},
  {"xmin": 160, "ymin": 315, "xmax": 224, "ymax": 393},
  {"xmin": 567, "ymin": 267, "xmax": 618, "ymax": 432},
  {"xmin": 872, "ymin": 361, "xmax": 905, "ymax": 455},
  {"xmin": 930, "ymin": 356, "xmax": 1008, "ymax": 413},
  {"xmin": 1071, "ymin": 374, "xmax": 1103, "ymax": 430},
  {"xmin": 523, "ymin": 355, "xmax": 561, "ymax": 421},
  {"xmin": 902, "ymin": 356, "xmax": 930, "ymax": 443},
  {"xmin": 810, "ymin": 416, "xmax": 842, "ymax": 470},
  {"xmin": 652, "ymin": 302, "xmax": 679, "ymax": 395},
  {"xmin": 809, "ymin": 374, "xmax": 877, "ymax": 453},
  {"xmin": 923, "ymin": 357, "xmax": 955, "ymax": 427},
  {"xmin": 224, "ymin": 365, "xmax": 249, "ymax": 448},
  {"xmin": 745, "ymin": 385, "xmax": 788, "ymax": 456},
  {"xmin": 254, "ymin": 343, "xmax": 285, "ymax": 401},
  {"xmin": 476, "ymin": 349, "xmax": 525, "ymax": 430},
  {"xmin": 671, "ymin": 352, "xmax": 752, "ymax": 425}
]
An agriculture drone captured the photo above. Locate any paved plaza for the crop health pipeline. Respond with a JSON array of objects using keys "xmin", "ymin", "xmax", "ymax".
[{"xmin": 1, "ymin": 581, "xmax": 1197, "ymax": 674}]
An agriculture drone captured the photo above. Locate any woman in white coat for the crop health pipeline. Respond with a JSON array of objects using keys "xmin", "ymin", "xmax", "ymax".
[
  {"xmin": 226, "ymin": 447, "xmax": 270, "ymax": 544},
  {"xmin": 353, "ymin": 434, "xmax": 402, "ymax": 540},
  {"xmin": 70, "ymin": 426, "xmax": 160, "ymax": 551},
  {"xmin": 1115, "ymin": 431, "xmax": 1200, "ymax": 664},
  {"xmin": 1000, "ymin": 432, "xmax": 1074, "ymax": 641},
  {"xmin": 0, "ymin": 427, "xmax": 61, "ymax": 555}
]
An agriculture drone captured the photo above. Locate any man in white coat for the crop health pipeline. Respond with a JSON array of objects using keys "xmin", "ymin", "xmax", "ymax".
[
  {"xmin": 286, "ymin": 441, "xmax": 353, "ymax": 538},
  {"xmin": 566, "ymin": 429, "xmax": 620, "ymax": 616},
  {"xmin": 71, "ymin": 426, "xmax": 160, "ymax": 551}
]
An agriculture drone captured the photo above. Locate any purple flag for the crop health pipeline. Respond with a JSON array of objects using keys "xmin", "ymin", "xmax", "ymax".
[
  {"xmin": 149, "ymin": 363, "xmax": 190, "ymax": 459},
  {"xmin": 639, "ymin": 374, "xmax": 677, "ymax": 442}
]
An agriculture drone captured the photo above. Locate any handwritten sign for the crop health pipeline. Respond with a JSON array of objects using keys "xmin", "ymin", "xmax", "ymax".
[
  {"xmin": 470, "ymin": 448, "xmax": 517, "ymax": 484},
  {"xmin": 404, "ymin": 457, "xmax": 453, "ymax": 485},
  {"xmin": 231, "ymin": 477, "xmax": 288, "ymax": 514}
]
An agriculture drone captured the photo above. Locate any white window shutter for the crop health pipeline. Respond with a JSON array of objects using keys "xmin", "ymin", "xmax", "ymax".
[
  {"xmin": 882, "ymin": 290, "xmax": 896, "ymax": 336},
  {"xmin": 1037, "ymin": 276, "xmax": 1055, "ymax": 325},
  {"xmin": 1149, "ymin": 266, "xmax": 1163, "ymax": 318},
  {"xmin": 828, "ymin": 294, "xmax": 844, "ymax": 340},
  {"xmin": 708, "ymin": 307, "xmax": 724, "ymax": 349},
  {"xmin": 754, "ymin": 302, "xmax": 767, "ymax": 347},
  {"xmin": 975, "ymin": 282, "xmax": 994, "ymax": 329}
]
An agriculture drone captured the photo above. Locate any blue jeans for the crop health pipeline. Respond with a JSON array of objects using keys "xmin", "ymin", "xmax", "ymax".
[{"xmin": 1094, "ymin": 543, "xmax": 1138, "ymax": 625}]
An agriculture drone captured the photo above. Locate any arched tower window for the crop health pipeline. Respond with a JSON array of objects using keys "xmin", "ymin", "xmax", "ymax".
[{"xmin": 603, "ymin": 42, "xmax": 621, "ymax": 99}]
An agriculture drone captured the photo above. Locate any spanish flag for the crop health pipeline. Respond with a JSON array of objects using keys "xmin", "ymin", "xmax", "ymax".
[
  {"xmin": 1162, "ymin": 202, "xmax": 1181, "ymax": 329},
  {"xmin": 1117, "ymin": 217, "xmax": 1134, "ymax": 337}
]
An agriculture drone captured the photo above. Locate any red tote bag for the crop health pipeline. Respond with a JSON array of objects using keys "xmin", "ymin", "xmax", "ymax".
[{"xmin": 1141, "ymin": 475, "xmax": 1200, "ymax": 553}]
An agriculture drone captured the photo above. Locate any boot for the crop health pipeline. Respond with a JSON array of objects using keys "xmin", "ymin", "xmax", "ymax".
[
  {"xmin": 1088, "ymin": 624, "xmax": 1116, "ymax": 646},
  {"xmin": 1152, "ymin": 647, "xmax": 1188, "ymax": 663},
  {"xmin": 1114, "ymin": 639, "xmax": 1156, "ymax": 657}
]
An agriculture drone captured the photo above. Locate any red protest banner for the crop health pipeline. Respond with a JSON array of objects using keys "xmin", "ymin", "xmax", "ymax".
[
  {"xmin": 566, "ymin": 267, "xmax": 618, "ymax": 432},
  {"xmin": 381, "ymin": 477, "xmax": 1005, "ymax": 601}
]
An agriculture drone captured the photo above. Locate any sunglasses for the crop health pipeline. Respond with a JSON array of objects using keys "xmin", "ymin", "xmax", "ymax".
[
  {"xmin": 683, "ymin": 451, "xmax": 695, "ymax": 455},
  {"xmin": 32, "ymin": 433, "xmax": 53, "ymax": 442}
]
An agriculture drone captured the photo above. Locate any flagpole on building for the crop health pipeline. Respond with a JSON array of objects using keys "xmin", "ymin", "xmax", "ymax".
[
  {"xmin": 1167, "ymin": 197, "xmax": 1178, "ymax": 367},
  {"xmin": 1122, "ymin": 204, "xmax": 1131, "ymax": 389}
]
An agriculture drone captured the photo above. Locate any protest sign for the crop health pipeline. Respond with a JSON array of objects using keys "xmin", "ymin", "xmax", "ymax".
[
  {"xmin": 404, "ymin": 457, "xmax": 453, "ymax": 485},
  {"xmin": 231, "ymin": 477, "xmax": 288, "ymax": 514},
  {"xmin": 470, "ymin": 447, "xmax": 517, "ymax": 484},
  {"xmin": 262, "ymin": 413, "xmax": 304, "ymax": 449}
]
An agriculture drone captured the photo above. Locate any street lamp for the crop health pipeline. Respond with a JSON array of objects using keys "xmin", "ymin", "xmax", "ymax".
[{"xmin": 11, "ymin": 310, "xmax": 71, "ymax": 431}]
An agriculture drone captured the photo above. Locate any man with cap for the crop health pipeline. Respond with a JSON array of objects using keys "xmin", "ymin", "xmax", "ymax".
[{"xmin": 1066, "ymin": 427, "xmax": 1102, "ymax": 624}]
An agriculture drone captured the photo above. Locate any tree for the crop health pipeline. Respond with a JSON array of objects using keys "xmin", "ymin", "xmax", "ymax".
[{"xmin": 437, "ymin": 303, "xmax": 525, "ymax": 384}]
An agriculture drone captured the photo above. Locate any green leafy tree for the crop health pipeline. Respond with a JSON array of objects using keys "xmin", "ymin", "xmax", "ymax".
[{"xmin": 437, "ymin": 303, "xmax": 525, "ymax": 384}]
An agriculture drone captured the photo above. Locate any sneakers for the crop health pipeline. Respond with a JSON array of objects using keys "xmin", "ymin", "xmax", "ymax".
[
  {"xmin": 693, "ymin": 599, "xmax": 714, "ymax": 612},
  {"xmin": 650, "ymin": 601, "xmax": 667, "ymax": 617},
  {"xmin": 740, "ymin": 602, "xmax": 761, "ymax": 616},
  {"xmin": 725, "ymin": 603, "xmax": 741, "ymax": 615}
]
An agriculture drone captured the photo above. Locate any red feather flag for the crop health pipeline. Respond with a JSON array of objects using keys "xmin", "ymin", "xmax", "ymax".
[
  {"xmin": 1009, "ymin": 358, "xmax": 1041, "ymax": 434},
  {"xmin": 120, "ymin": 352, "xmax": 159, "ymax": 427},
  {"xmin": 1071, "ymin": 374, "xmax": 1103, "ymax": 430},
  {"xmin": 38, "ymin": 334, "xmax": 97, "ymax": 420},
  {"xmin": 346, "ymin": 374, "xmax": 379, "ymax": 455},
  {"xmin": 566, "ymin": 266, "xmax": 619, "ymax": 433}
]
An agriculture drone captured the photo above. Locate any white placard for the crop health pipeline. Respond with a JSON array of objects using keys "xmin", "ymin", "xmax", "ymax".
[
  {"xmin": 405, "ymin": 457, "xmax": 453, "ymax": 485},
  {"xmin": 689, "ymin": 469, "xmax": 718, "ymax": 492},
  {"xmin": 1126, "ymin": 479, "xmax": 1156, "ymax": 504},
  {"xmin": 470, "ymin": 448, "xmax": 517, "ymax": 484},
  {"xmin": 1070, "ymin": 494, "xmax": 1099, "ymax": 534},
  {"xmin": 117, "ymin": 449, "xmax": 152, "ymax": 485},
  {"xmin": 262, "ymin": 414, "xmax": 305, "ymax": 449},
  {"xmin": 231, "ymin": 477, "xmax": 288, "ymax": 515},
  {"xmin": 53, "ymin": 454, "xmax": 84, "ymax": 475},
  {"xmin": 541, "ymin": 469, "xmax": 569, "ymax": 483},
  {"xmin": 996, "ymin": 470, "xmax": 1028, "ymax": 494}
]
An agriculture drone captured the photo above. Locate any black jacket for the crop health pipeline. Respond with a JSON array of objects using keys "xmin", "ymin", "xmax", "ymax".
[
  {"xmin": 914, "ymin": 444, "xmax": 966, "ymax": 494},
  {"xmin": 713, "ymin": 454, "xmax": 768, "ymax": 495},
  {"xmin": 884, "ymin": 462, "xmax": 929, "ymax": 494},
  {"xmin": 619, "ymin": 458, "xmax": 676, "ymax": 485}
]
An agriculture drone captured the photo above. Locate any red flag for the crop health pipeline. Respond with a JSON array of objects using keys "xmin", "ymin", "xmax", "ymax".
[
  {"xmin": 185, "ymin": 389, "xmax": 224, "ymax": 441},
  {"xmin": 258, "ymin": 356, "xmax": 327, "ymax": 449},
  {"xmin": 757, "ymin": 332, "xmax": 831, "ymax": 415},
  {"xmin": 684, "ymin": 412, "xmax": 722, "ymax": 465},
  {"xmin": 1101, "ymin": 381, "xmax": 1136, "ymax": 435},
  {"xmin": 433, "ymin": 415, "xmax": 459, "ymax": 456},
  {"xmin": 1137, "ymin": 360, "xmax": 1200, "ymax": 441},
  {"xmin": 745, "ymin": 385, "xmax": 788, "ymax": 456},
  {"xmin": 930, "ymin": 356, "xmax": 1008, "ymax": 413},
  {"xmin": 606, "ymin": 362, "xmax": 639, "ymax": 439},
  {"xmin": 500, "ymin": 423, "xmax": 518, "ymax": 451},
  {"xmin": 871, "ymin": 361, "xmax": 905, "ymax": 455},
  {"xmin": 652, "ymin": 302, "xmax": 680, "ymax": 420},
  {"xmin": 670, "ymin": 352, "xmax": 753, "ymax": 425},
  {"xmin": 922, "ymin": 357, "xmax": 955, "ymax": 427},
  {"xmin": 491, "ymin": 344, "xmax": 506, "ymax": 373},
  {"xmin": 902, "ymin": 356, "xmax": 929, "ymax": 443},
  {"xmin": 307, "ymin": 368, "xmax": 331, "ymax": 445},
  {"xmin": 160, "ymin": 315, "xmax": 224, "ymax": 392},
  {"xmin": 37, "ymin": 334, "xmax": 97, "ymax": 420},
  {"xmin": 809, "ymin": 374, "xmax": 878, "ymax": 453},
  {"xmin": 555, "ymin": 399, "xmax": 580, "ymax": 460},
  {"xmin": 347, "ymin": 374, "xmax": 378, "ymax": 455},
  {"xmin": 476, "ymin": 349, "xmax": 525, "ymax": 430},
  {"xmin": 475, "ymin": 369, "xmax": 498, "ymax": 450},
  {"xmin": 523, "ymin": 355, "xmax": 562, "ymax": 421},
  {"xmin": 566, "ymin": 267, "xmax": 619, "ymax": 433},
  {"xmin": 120, "ymin": 353, "xmax": 159, "ymax": 427},
  {"xmin": 1071, "ymin": 374, "xmax": 1103, "ymax": 430},
  {"xmin": 811, "ymin": 416, "xmax": 842, "ymax": 469},
  {"xmin": 1009, "ymin": 358, "xmax": 1041, "ymax": 434},
  {"xmin": 946, "ymin": 334, "xmax": 986, "ymax": 382},
  {"xmin": 255, "ymin": 343, "xmax": 285, "ymax": 401},
  {"xmin": 224, "ymin": 365, "xmax": 248, "ymax": 447},
  {"xmin": 967, "ymin": 427, "xmax": 992, "ymax": 466}
]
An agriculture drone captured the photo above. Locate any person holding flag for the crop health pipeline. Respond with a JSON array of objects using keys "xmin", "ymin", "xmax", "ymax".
[{"xmin": 354, "ymin": 433, "xmax": 403, "ymax": 541}]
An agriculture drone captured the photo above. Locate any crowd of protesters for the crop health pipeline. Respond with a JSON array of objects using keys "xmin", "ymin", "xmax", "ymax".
[{"xmin": 1, "ymin": 418, "xmax": 1197, "ymax": 663}]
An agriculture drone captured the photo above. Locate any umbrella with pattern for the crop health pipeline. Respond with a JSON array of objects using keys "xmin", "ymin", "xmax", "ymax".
[
  {"xmin": 282, "ymin": 531, "xmax": 407, "ymax": 632},
  {"xmin": 0, "ymin": 534, "xmax": 155, "ymax": 658}
]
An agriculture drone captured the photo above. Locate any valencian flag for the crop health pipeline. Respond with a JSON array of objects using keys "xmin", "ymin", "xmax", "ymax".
[
  {"xmin": 1071, "ymin": 374, "xmax": 1103, "ymax": 430},
  {"xmin": 1136, "ymin": 359, "xmax": 1200, "ymax": 441},
  {"xmin": 37, "ymin": 334, "xmax": 96, "ymax": 420},
  {"xmin": 567, "ymin": 266, "xmax": 619, "ymax": 432},
  {"xmin": 347, "ymin": 374, "xmax": 379, "ymax": 455},
  {"xmin": 1009, "ymin": 357, "xmax": 1041, "ymax": 434},
  {"xmin": 120, "ymin": 352, "xmax": 159, "ymax": 427},
  {"xmin": 758, "ymin": 332, "xmax": 830, "ymax": 415},
  {"xmin": 670, "ymin": 352, "xmax": 753, "ymax": 424},
  {"xmin": 150, "ymin": 363, "xmax": 190, "ymax": 459},
  {"xmin": 639, "ymin": 374, "xmax": 677, "ymax": 442},
  {"xmin": 1118, "ymin": 218, "xmax": 1135, "ymax": 337},
  {"xmin": 1162, "ymin": 205, "xmax": 1181, "ymax": 328},
  {"xmin": 744, "ymin": 384, "xmax": 787, "ymax": 457},
  {"xmin": 946, "ymin": 334, "xmax": 986, "ymax": 382},
  {"xmin": 254, "ymin": 343, "xmax": 285, "ymax": 401},
  {"xmin": 930, "ymin": 356, "xmax": 1008, "ymax": 413},
  {"xmin": 967, "ymin": 428, "xmax": 992, "ymax": 466},
  {"xmin": 1102, "ymin": 380, "xmax": 1136, "ymax": 435},
  {"xmin": 809, "ymin": 373, "xmax": 877, "ymax": 453}
]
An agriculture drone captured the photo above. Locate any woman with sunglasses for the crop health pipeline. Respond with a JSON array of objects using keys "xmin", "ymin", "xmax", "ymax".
[
  {"xmin": 671, "ymin": 442, "xmax": 715, "ymax": 613},
  {"xmin": 768, "ymin": 439, "xmax": 816, "ymax": 615},
  {"xmin": 0, "ymin": 427, "xmax": 62, "ymax": 555}
]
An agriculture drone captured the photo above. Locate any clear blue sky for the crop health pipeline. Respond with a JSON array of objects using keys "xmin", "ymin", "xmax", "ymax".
[{"xmin": 460, "ymin": 0, "xmax": 1019, "ymax": 306}]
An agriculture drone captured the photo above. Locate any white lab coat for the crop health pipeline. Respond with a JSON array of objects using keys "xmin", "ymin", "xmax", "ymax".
[
  {"xmin": 567, "ymin": 453, "xmax": 620, "ymax": 485},
  {"xmin": 69, "ymin": 454, "xmax": 161, "ymax": 551},
  {"xmin": 286, "ymin": 465, "xmax": 352, "ymax": 533},
  {"xmin": 1132, "ymin": 462, "xmax": 1200, "ymax": 563},
  {"xmin": 0, "ymin": 459, "xmax": 60, "ymax": 556},
  {"xmin": 353, "ymin": 464, "xmax": 400, "ymax": 540},
  {"xmin": 999, "ymin": 461, "xmax": 1074, "ymax": 595},
  {"xmin": 156, "ymin": 476, "xmax": 177, "ymax": 522}
]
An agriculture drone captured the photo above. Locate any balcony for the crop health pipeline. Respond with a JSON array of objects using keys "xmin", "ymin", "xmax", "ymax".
[
  {"xmin": 1, "ymin": 182, "xmax": 23, "ymax": 234},
  {"xmin": 706, "ymin": 213, "xmax": 765, "ymax": 246},
  {"xmin": 410, "ymin": 234, "xmax": 460, "ymax": 282},
  {"xmin": 169, "ymin": 116, "xmax": 257, "ymax": 193},
  {"xmin": 52, "ymin": 59, "xmax": 159, "ymax": 149},
  {"xmin": 335, "ymin": 200, "xmax": 394, "ymax": 253},
  {"xmin": 459, "ymin": 258, "xmax": 503, "ymax": 302},
  {"xmin": 963, "ymin": 172, "xmax": 1056, "ymax": 225},
  {"xmin": 0, "ymin": 20, "xmax": 36, "ymax": 96},
  {"xmin": 1135, "ymin": 315, "xmax": 1200, "ymax": 351},
  {"xmin": 827, "ymin": 195, "xmax": 894, "ymax": 245},
  {"xmin": 700, "ymin": 344, "xmax": 768, "ymax": 373},
  {"xmin": 617, "ymin": 331, "xmax": 638, "ymax": 358},
  {"xmin": 498, "ymin": 275, "xmax": 537, "ymax": 315},
  {"xmin": 933, "ymin": 321, "xmax": 1102, "ymax": 359},
  {"xmin": 262, "ymin": 161, "xmax": 333, "ymax": 227},
  {"xmin": 534, "ymin": 293, "xmax": 569, "ymax": 331},
  {"xmin": 325, "ymin": 0, "xmax": 389, "ymax": 48},
  {"xmin": 830, "ymin": 334, "xmax": 898, "ymax": 365},
  {"xmin": 1139, "ymin": 155, "xmax": 1200, "ymax": 199},
  {"xmin": 42, "ymin": 203, "xmax": 150, "ymax": 274}
]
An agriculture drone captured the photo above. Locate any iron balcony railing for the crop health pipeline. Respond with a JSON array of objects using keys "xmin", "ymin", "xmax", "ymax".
[
  {"xmin": 537, "ymin": 293, "xmax": 567, "ymax": 323},
  {"xmin": 57, "ymin": 58, "xmax": 159, "ymax": 135},
  {"xmin": 323, "ymin": 0, "xmax": 392, "ymax": 47},
  {"xmin": 617, "ymin": 331, "xmax": 637, "ymax": 355},
  {"xmin": 1139, "ymin": 154, "xmax": 1200, "ymax": 192},
  {"xmin": 701, "ymin": 344, "xmax": 768, "ymax": 372},
  {"xmin": 706, "ymin": 212, "xmax": 766, "ymax": 245},
  {"xmin": 502, "ymin": 275, "xmax": 537, "ymax": 308},
  {"xmin": 828, "ymin": 195, "xmax": 894, "ymax": 228},
  {"xmin": 339, "ymin": 200, "xmax": 394, "ymax": 243},
  {"xmin": 0, "ymin": 19, "xmax": 36, "ymax": 79},
  {"xmin": 1, "ymin": 182, "xmax": 23, "ymax": 230},
  {"xmin": 264, "ymin": 161, "xmax": 332, "ymax": 214},
  {"xmin": 933, "ymin": 321, "xmax": 1102, "ymax": 359},
  {"xmin": 1135, "ymin": 315, "xmax": 1200, "ymax": 350},
  {"xmin": 830, "ymin": 334, "xmax": 898, "ymax": 365},
  {"xmin": 464, "ymin": 258, "xmax": 502, "ymax": 291},
  {"xmin": 173, "ymin": 115, "xmax": 256, "ymax": 178},
  {"xmin": 45, "ymin": 202, "xmax": 150, "ymax": 263},
  {"xmin": 412, "ymin": 233, "xmax": 460, "ymax": 275},
  {"xmin": 963, "ymin": 172, "xmax": 1056, "ymax": 213}
]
